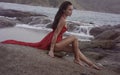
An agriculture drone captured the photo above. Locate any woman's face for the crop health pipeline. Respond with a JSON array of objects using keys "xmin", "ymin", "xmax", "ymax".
[{"xmin": 64, "ymin": 5, "xmax": 73, "ymax": 16}]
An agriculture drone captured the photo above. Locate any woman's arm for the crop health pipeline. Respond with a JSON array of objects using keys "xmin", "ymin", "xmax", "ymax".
[
  {"xmin": 48, "ymin": 19, "xmax": 66, "ymax": 57},
  {"xmin": 50, "ymin": 20, "xmax": 65, "ymax": 51}
]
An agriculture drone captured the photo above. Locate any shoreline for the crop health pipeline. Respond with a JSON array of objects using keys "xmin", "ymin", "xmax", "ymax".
[
  {"xmin": 0, "ymin": 27, "xmax": 49, "ymax": 42},
  {"xmin": 0, "ymin": 26, "xmax": 70, "ymax": 42}
]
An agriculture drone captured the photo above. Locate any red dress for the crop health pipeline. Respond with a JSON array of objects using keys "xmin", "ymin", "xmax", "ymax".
[{"xmin": 1, "ymin": 26, "xmax": 67, "ymax": 50}]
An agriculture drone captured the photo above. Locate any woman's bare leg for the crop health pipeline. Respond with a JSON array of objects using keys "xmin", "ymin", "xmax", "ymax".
[
  {"xmin": 77, "ymin": 49, "xmax": 101, "ymax": 70},
  {"xmin": 71, "ymin": 37, "xmax": 85, "ymax": 66},
  {"xmin": 54, "ymin": 35, "xmax": 84, "ymax": 66},
  {"xmin": 54, "ymin": 35, "xmax": 101, "ymax": 70},
  {"xmin": 72, "ymin": 38, "xmax": 101, "ymax": 70}
]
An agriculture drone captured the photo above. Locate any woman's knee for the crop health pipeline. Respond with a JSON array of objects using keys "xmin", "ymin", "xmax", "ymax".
[
  {"xmin": 71, "ymin": 35, "xmax": 80, "ymax": 46},
  {"xmin": 54, "ymin": 44, "xmax": 63, "ymax": 50},
  {"xmin": 70, "ymin": 35, "xmax": 78, "ymax": 41}
]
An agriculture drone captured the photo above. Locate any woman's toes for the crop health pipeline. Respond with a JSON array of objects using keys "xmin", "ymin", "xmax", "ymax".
[
  {"xmin": 73, "ymin": 59, "xmax": 85, "ymax": 67},
  {"xmin": 89, "ymin": 64, "xmax": 102, "ymax": 70}
]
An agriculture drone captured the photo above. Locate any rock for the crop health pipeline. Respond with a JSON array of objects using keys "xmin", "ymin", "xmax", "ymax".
[
  {"xmin": 67, "ymin": 21, "xmax": 85, "ymax": 32},
  {"xmin": 46, "ymin": 21, "xmax": 81, "ymax": 32},
  {"xmin": 0, "ymin": 43, "xmax": 101, "ymax": 75},
  {"xmin": 106, "ymin": 64, "xmax": 120, "ymax": 74},
  {"xmin": 16, "ymin": 16, "xmax": 52, "ymax": 25},
  {"xmin": 95, "ymin": 29, "xmax": 120, "ymax": 40},
  {"xmin": 79, "ymin": 40, "xmax": 115, "ymax": 49},
  {"xmin": 0, "ymin": 8, "xmax": 47, "ymax": 17},
  {"xmin": 89, "ymin": 22, "xmax": 94, "ymax": 24},
  {"xmin": 46, "ymin": 23, "xmax": 52, "ymax": 28},
  {"xmin": 90, "ymin": 27, "xmax": 120, "ymax": 50},
  {"xmin": 98, "ymin": 51, "xmax": 120, "ymax": 74},
  {"xmin": 115, "ymin": 43, "xmax": 120, "ymax": 50},
  {"xmin": 0, "ymin": 17, "xmax": 21, "ymax": 28},
  {"xmin": 0, "ymin": 43, "xmax": 119, "ymax": 75},
  {"xmin": 114, "ymin": 24, "xmax": 120, "ymax": 28},
  {"xmin": 83, "ymin": 47, "xmax": 120, "ymax": 74},
  {"xmin": 114, "ymin": 36, "xmax": 120, "ymax": 43},
  {"xmin": 83, "ymin": 51, "xmax": 107, "ymax": 60},
  {"xmin": 90, "ymin": 24, "xmax": 120, "ymax": 37},
  {"xmin": 16, "ymin": 17, "xmax": 33, "ymax": 24},
  {"xmin": 90, "ymin": 25, "xmax": 113, "ymax": 36},
  {"xmin": 54, "ymin": 51, "xmax": 68, "ymax": 58},
  {"xmin": 28, "ymin": 16, "xmax": 52, "ymax": 25}
]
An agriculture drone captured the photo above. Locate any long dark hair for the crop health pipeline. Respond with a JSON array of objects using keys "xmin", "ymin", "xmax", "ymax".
[{"xmin": 52, "ymin": 1, "xmax": 72, "ymax": 30}]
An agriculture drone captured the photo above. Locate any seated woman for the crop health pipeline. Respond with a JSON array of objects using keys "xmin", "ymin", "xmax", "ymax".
[{"xmin": 1, "ymin": 1, "xmax": 101, "ymax": 70}]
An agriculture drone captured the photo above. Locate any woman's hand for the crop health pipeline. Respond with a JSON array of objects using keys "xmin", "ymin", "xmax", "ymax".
[
  {"xmin": 48, "ymin": 43, "xmax": 55, "ymax": 58},
  {"xmin": 48, "ymin": 17, "xmax": 65, "ymax": 58},
  {"xmin": 48, "ymin": 50, "xmax": 54, "ymax": 58}
]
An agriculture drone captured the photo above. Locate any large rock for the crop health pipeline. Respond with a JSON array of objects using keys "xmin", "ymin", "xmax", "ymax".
[
  {"xmin": 95, "ymin": 29, "xmax": 120, "ymax": 40},
  {"xmin": 114, "ymin": 43, "xmax": 120, "ymax": 50},
  {"xmin": 0, "ymin": 44, "xmax": 80, "ymax": 75},
  {"xmin": 90, "ymin": 25, "xmax": 113, "ymax": 36},
  {"xmin": 82, "ymin": 48, "xmax": 120, "ymax": 74},
  {"xmin": 83, "ymin": 51, "xmax": 107, "ymax": 61},
  {"xmin": 90, "ymin": 24, "xmax": 120, "ymax": 37},
  {"xmin": 89, "ymin": 25, "xmax": 120, "ymax": 50},
  {"xmin": 98, "ymin": 51, "xmax": 120, "ymax": 74},
  {"xmin": 1, "ymin": 0, "xmax": 120, "ymax": 14},
  {"xmin": 66, "ymin": 21, "xmax": 81, "ymax": 32},
  {"xmin": 27, "ymin": 16, "xmax": 52, "ymax": 25},
  {"xmin": 114, "ymin": 36, "xmax": 120, "ymax": 43},
  {"xmin": 46, "ymin": 21, "xmax": 81, "ymax": 32},
  {"xmin": 0, "ymin": 8, "xmax": 49, "ymax": 28},
  {"xmin": 0, "ymin": 17, "xmax": 21, "ymax": 28},
  {"xmin": 16, "ymin": 16, "xmax": 51, "ymax": 25},
  {"xmin": 0, "ymin": 8, "xmax": 46, "ymax": 17},
  {"xmin": 79, "ymin": 40, "xmax": 115, "ymax": 49},
  {"xmin": 0, "ymin": 43, "xmax": 119, "ymax": 75},
  {"xmin": 0, "ymin": 44, "xmax": 93, "ymax": 75}
]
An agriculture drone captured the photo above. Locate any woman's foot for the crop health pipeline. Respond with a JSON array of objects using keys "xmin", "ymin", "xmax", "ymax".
[
  {"xmin": 89, "ymin": 63, "xmax": 102, "ymax": 70},
  {"xmin": 48, "ymin": 51, "xmax": 54, "ymax": 58},
  {"xmin": 73, "ymin": 59, "xmax": 85, "ymax": 67}
]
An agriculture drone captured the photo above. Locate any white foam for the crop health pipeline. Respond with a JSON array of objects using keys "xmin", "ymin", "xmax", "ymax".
[
  {"xmin": 0, "ymin": 2, "xmax": 120, "ymax": 41},
  {"xmin": 15, "ymin": 24, "xmax": 94, "ymax": 41},
  {"xmin": 0, "ymin": 2, "xmax": 120, "ymax": 25}
]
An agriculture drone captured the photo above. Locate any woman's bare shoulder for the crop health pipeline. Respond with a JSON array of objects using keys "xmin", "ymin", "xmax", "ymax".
[
  {"xmin": 56, "ymin": 17, "xmax": 66, "ymax": 30},
  {"xmin": 59, "ymin": 17, "xmax": 66, "ymax": 25}
]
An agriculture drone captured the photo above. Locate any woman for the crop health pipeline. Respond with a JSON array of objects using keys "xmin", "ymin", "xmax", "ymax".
[{"xmin": 1, "ymin": 1, "xmax": 101, "ymax": 70}]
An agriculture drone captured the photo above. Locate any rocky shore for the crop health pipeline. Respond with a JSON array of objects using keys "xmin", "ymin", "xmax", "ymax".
[
  {"xmin": 0, "ymin": 43, "xmax": 119, "ymax": 75},
  {"xmin": 0, "ymin": 6, "xmax": 120, "ymax": 75}
]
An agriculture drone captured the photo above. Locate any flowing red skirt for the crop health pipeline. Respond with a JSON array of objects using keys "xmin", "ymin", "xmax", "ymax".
[{"xmin": 1, "ymin": 31, "xmax": 62, "ymax": 50}]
